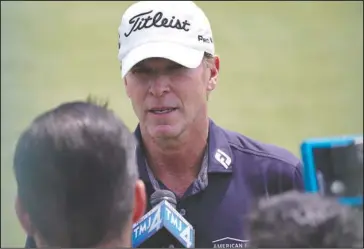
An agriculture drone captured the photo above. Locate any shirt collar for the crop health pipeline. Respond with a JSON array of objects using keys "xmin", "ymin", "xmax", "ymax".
[
  {"xmin": 134, "ymin": 119, "xmax": 234, "ymax": 183},
  {"xmin": 206, "ymin": 119, "xmax": 234, "ymax": 173}
]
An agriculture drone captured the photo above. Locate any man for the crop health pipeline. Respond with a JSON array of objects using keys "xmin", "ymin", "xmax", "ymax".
[
  {"xmin": 17, "ymin": 100, "xmax": 146, "ymax": 247},
  {"xmin": 116, "ymin": 1, "xmax": 304, "ymax": 247},
  {"xmin": 248, "ymin": 190, "xmax": 363, "ymax": 248}
]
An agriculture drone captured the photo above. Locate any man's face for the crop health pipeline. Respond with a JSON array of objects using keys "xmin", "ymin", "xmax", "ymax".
[{"xmin": 124, "ymin": 56, "xmax": 219, "ymax": 139}]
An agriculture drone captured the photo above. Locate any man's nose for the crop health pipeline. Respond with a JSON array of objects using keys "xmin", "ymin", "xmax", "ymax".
[{"xmin": 149, "ymin": 76, "xmax": 171, "ymax": 97}]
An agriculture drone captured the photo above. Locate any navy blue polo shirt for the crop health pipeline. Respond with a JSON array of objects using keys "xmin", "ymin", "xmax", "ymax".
[
  {"xmin": 135, "ymin": 119, "xmax": 304, "ymax": 248},
  {"xmin": 24, "ymin": 119, "xmax": 303, "ymax": 248}
]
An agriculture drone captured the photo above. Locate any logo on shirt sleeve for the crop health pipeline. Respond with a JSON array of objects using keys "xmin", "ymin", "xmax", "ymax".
[{"xmin": 214, "ymin": 149, "xmax": 232, "ymax": 169}]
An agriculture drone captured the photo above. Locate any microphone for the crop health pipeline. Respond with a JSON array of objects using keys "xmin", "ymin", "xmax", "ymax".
[{"xmin": 132, "ymin": 190, "xmax": 195, "ymax": 248}]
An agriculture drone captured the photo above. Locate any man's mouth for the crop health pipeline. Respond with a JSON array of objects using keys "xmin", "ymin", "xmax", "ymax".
[{"xmin": 149, "ymin": 107, "xmax": 177, "ymax": 114}]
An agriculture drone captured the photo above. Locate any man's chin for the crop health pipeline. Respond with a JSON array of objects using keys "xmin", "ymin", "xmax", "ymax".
[{"xmin": 149, "ymin": 124, "xmax": 180, "ymax": 139}]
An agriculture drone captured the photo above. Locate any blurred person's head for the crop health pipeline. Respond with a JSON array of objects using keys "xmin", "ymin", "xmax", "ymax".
[
  {"xmin": 248, "ymin": 190, "xmax": 363, "ymax": 248},
  {"xmin": 13, "ymin": 100, "xmax": 146, "ymax": 248},
  {"xmin": 118, "ymin": 1, "xmax": 219, "ymax": 141}
]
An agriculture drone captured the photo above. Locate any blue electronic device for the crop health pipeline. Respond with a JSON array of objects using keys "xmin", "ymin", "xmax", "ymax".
[{"xmin": 300, "ymin": 135, "xmax": 363, "ymax": 207}]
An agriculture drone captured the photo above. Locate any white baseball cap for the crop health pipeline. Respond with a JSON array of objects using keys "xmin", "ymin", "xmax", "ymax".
[{"xmin": 117, "ymin": 1, "xmax": 215, "ymax": 78}]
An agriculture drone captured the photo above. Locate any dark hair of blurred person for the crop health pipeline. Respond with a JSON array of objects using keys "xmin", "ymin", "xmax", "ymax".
[
  {"xmin": 13, "ymin": 100, "xmax": 146, "ymax": 248},
  {"xmin": 248, "ymin": 190, "xmax": 363, "ymax": 248}
]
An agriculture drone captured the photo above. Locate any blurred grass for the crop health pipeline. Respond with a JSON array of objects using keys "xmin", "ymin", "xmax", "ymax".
[{"xmin": 1, "ymin": 1, "xmax": 363, "ymax": 246}]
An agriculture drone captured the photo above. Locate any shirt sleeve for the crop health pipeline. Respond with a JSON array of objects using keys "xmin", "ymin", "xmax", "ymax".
[
  {"xmin": 292, "ymin": 162, "xmax": 305, "ymax": 191},
  {"xmin": 264, "ymin": 161, "xmax": 305, "ymax": 197}
]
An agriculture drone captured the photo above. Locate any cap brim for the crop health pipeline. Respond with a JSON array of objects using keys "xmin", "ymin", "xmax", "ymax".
[{"xmin": 121, "ymin": 42, "xmax": 204, "ymax": 78}]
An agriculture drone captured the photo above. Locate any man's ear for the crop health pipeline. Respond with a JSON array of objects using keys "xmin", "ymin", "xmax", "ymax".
[
  {"xmin": 15, "ymin": 196, "xmax": 35, "ymax": 236},
  {"xmin": 207, "ymin": 55, "xmax": 220, "ymax": 92},
  {"xmin": 213, "ymin": 55, "xmax": 220, "ymax": 73},
  {"xmin": 132, "ymin": 180, "xmax": 146, "ymax": 223}
]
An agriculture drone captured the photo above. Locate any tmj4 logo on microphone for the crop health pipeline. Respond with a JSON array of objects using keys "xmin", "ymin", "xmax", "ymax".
[{"xmin": 132, "ymin": 200, "xmax": 195, "ymax": 248}]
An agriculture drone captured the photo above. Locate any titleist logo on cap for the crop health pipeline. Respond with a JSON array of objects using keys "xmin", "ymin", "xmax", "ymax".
[{"xmin": 124, "ymin": 10, "xmax": 191, "ymax": 38}]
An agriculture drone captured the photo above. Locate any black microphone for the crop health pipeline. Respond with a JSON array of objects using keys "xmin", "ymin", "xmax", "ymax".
[
  {"xmin": 132, "ymin": 190, "xmax": 195, "ymax": 248},
  {"xmin": 150, "ymin": 190, "xmax": 178, "ymax": 209}
]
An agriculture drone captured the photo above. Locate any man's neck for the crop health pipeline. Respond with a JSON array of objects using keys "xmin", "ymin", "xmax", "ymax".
[{"xmin": 141, "ymin": 118, "xmax": 209, "ymax": 196}]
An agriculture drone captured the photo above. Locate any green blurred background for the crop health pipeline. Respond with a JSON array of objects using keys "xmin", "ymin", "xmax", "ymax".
[{"xmin": 1, "ymin": 1, "xmax": 363, "ymax": 246}]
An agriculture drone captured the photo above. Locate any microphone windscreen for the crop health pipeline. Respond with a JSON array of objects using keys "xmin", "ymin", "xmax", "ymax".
[{"xmin": 150, "ymin": 189, "xmax": 177, "ymax": 208}]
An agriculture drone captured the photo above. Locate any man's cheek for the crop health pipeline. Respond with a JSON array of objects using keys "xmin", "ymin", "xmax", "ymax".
[{"xmin": 131, "ymin": 101, "xmax": 142, "ymax": 117}]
